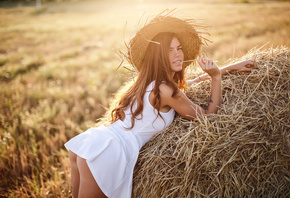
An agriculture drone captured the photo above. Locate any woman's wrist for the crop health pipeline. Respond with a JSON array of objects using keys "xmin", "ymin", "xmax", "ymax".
[{"xmin": 211, "ymin": 74, "xmax": 221, "ymax": 81}]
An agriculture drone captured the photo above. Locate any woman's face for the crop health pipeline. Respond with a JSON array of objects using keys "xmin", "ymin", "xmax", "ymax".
[{"xmin": 169, "ymin": 37, "xmax": 184, "ymax": 73}]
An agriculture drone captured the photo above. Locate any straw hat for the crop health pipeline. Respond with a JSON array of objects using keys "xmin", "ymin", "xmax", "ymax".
[{"xmin": 126, "ymin": 11, "xmax": 208, "ymax": 71}]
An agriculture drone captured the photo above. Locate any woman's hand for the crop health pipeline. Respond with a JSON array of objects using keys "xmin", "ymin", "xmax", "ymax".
[
  {"xmin": 226, "ymin": 59, "xmax": 257, "ymax": 73},
  {"xmin": 198, "ymin": 56, "xmax": 221, "ymax": 78}
]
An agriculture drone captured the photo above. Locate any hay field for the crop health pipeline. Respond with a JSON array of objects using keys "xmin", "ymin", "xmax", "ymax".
[{"xmin": 0, "ymin": 0, "xmax": 289, "ymax": 197}]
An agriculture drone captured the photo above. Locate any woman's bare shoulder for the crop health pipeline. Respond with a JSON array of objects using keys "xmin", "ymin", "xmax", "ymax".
[{"xmin": 158, "ymin": 83, "xmax": 175, "ymax": 98}]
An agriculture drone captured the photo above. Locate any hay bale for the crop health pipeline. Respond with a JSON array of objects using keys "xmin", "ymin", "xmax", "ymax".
[{"xmin": 132, "ymin": 46, "xmax": 290, "ymax": 198}]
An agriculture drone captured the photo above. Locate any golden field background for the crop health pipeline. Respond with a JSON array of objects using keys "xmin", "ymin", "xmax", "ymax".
[{"xmin": 0, "ymin": 0, "xmax": 289, "ymax": 197}]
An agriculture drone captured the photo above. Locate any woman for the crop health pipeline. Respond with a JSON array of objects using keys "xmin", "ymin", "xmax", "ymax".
[{"xmin": 65, "ymin": 13, "xmax": 256, "ymax": 198}]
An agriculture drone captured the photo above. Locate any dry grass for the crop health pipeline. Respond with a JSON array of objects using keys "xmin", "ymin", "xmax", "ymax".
[
  {"xmin": 0, "ymin": 0, "xmax": 290, "ymax": 197},
  {"xmin": 132, "ymin": 46, "xmax": 290, "ymax": 197}
]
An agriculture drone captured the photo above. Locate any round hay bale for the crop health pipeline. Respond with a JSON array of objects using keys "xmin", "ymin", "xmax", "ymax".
[{"xmin": 132, "ymin": 46, "xmax": 290, "ymax": 198}]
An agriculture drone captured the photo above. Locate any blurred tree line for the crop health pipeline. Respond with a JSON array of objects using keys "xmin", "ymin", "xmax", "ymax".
[
  {"xmin": 0, "ymin": 0, "xmax": 113, "ymax": 2},
  {"xmin": 0, "ymin": 0, "xmax": 95, "ymax": 2},
  {"xmin": 0, "ymin": 0, "xmax": 114, "ymax": 9}
]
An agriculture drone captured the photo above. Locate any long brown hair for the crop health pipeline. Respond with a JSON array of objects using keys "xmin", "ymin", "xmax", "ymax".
[{"xmin": 111, "ymin": 32, "xmax": 187, "ymax": 129}]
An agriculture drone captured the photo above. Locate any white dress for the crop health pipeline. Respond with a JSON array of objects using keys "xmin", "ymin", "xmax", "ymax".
[{"xmin": 64, "ymin": 81, "xmax": 175, "ymax": 198}]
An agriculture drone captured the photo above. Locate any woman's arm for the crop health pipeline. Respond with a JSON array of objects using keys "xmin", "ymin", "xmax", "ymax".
[
  {"xmin": 160, "ymin": 57, "xmax": 221, "ymax": 120},
  {"xmin": 206, "ymin": 74, "xmax": 222, "ymax": 115},
  {"xmin": 187, "ymin": 59, "xmax": 257, "ymax": 86}
]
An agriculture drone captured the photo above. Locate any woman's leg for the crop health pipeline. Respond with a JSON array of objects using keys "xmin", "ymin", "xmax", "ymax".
[
  {"xmin": 69, "ymin": 150, "xmax": 80, "ymax": 198},
  {"xmin": 77, "ymin": 156, "xmax": 107, "ymax": 198}
]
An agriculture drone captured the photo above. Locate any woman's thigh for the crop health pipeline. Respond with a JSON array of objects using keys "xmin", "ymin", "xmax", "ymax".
[
  {"xmin": 77, "ymin": 156, "xmax": 107, "ymax": 198},
  {"xmin": 69, "ymin": 150, "xmax": 77, "ymax": 163}
]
